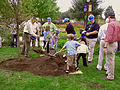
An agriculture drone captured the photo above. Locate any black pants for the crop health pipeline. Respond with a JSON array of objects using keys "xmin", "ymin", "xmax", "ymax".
[
  {"xmin": 43, "ymin": 41, "xmax": 49, "ymax": 53},
  {"xmin": 11, "ymin": 34, "xmax": 17, "ymax": 47},
  {"xmin": 76, "ymin": 53, "xmax": 88, "ymax": 67},
  {"xmin": 37, "ymin": 37, "xmax": 40, "ymax": 47}
]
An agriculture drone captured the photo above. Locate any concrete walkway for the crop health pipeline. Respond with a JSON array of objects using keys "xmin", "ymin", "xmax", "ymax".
[{"xmin": 19, "ymin": 36, "xmax": 44, "ymax": 47}]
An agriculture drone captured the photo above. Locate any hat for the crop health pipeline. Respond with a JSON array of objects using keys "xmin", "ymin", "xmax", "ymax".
[
  {"xmin": 47, "ymin": 17, "xmax": 51, "ymax": 21},
  {"xmin": 55, "ymin": 30, "xmax": 59, "ymax": 33},
  {"xmin": 88, "ymin": 15, "xmax": 95, "ymax": 21},
  {"xmin": 64, "ymin": 18, "xmax": 69, "ymax": 23},
  {"xmin": 36, "ymin": 17, "xmax": 39, "ymax": 21},
  {"xmin": 30, "ymin": 35, "xmax": 36, "ymax": 40},
  {"xmin": 108, "ymin": 12, "xmax": 115, "ymax": 17}
]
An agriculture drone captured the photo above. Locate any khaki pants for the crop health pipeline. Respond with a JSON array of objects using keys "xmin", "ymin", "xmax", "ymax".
[
  {"xmin": 86, "ymin": 38, "xmax": 97, "ymax": 62},
  {"xmin": 106, "ymin": 42, "xmax": 117, "ymax": 79},
  {"xmin": 21, "ymin": 33, "xmax": 30, "ymax": 56},
  {"xmin": 0, "ymin": 37, "xmax": 2, "ymax": 48},
  {"xmin": 31, "ymin": 39, "xmax": 36, "ymax": 49},
  {"xmin": 97, "ymin": 40, "xmax": 107, "ymax": 70},
  {"xmin": 67, "ymin": 55, "xmax": 77, "ymax": 66}
]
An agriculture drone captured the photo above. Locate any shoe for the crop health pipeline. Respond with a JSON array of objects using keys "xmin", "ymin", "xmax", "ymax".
[
  {"xmin": 21, "ymin": 52, "xmax": 24, "ymax": 55},
  {"xmin": 84, "ymin": 65, "xmax": 88, "ymax": 67},
  {"xmin": 96, "ymin": 68, "xmax": 101, "ymax": 71},
  {"xmin": 104, "ymin": 78, "xmax": 114, "ymax": 81},
  {"xmin": 75, "ymin": 67, "xmax": 79, "ymax": 71},
  {"xmin": 104, "ymin": 73, "xmax": 108, "ymax": 76},
  {"xmin": 65, "ymin": 60, "xmax": 67, "ymax": 63},
  {"xmin": 66, "ymin": 70, "xmax": 69, "ymax": 73},
  {"xmin": 25, "ymin": 55, "xmax": 30, "ymax": 58},
  {"xmin": 88, "ymin": 61, "xmax": 91, "ymax": 63}
]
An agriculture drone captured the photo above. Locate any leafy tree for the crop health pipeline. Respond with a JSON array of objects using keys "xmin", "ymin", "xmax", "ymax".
[
  {"xmin": 0, "ymin": 0, "xmax": 60, "ymax": 58},
  {"xmin": 70, "ymin": 0, "xmax": 103, "ymax": 21},
  {"xmin": 22, "ymin": 0, "xmax": 60, "ymax": 20},
  {"xmin": 104, "ymin": 6, "xmax": 114, "ymax": 19}
]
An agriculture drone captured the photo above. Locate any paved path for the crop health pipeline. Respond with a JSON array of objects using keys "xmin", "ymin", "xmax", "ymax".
[{"xmin": 19, "ymin": 36, "xmax": 44, "ymax": 47}]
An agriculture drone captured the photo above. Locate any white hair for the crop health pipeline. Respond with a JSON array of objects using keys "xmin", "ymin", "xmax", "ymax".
[
  {"xmin": 105, "ymin": 18, "xmax": 109, "ymax": 23},
  {"xmin": 36, "ymin": 18, "xmax": 39, "ymax": 21}
]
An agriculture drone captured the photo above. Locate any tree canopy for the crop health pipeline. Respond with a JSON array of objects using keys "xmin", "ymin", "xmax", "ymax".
[
  {"xmin": 0, "ymin": 0, "xmax": 60, "ymax": 23},
  {"xmin": 104, "ymin": 6, "xmax": 114, "ymax": 19},
  {"xmin": 69, "ymin": 0, "xmax": 103, "ymax": 21}
]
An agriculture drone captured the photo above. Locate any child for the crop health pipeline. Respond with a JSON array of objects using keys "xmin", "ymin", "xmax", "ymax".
[
  {"xmin": 43, "ymin": 25, "xmax": 50, "ymax": 53},
  {"xmin": 50, "ymin": 30, "xmax": 59, "ymax": 54},
  {"xmin": 59, "ymin": 34, "xmax": 80, "ymax": 73},
  {"xmin": 76, "ymin": 28, "xmax": 87, "ymax": 45},
  {"xmin": 76, "ymin": 41, "xmax": 88, "ymax": 69}
]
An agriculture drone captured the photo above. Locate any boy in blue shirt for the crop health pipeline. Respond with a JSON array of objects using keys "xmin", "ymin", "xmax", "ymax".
[
  {"xmin": 59, "ymin": 34, "xmax": 80, "ymax": 73},
  {"xmin": 43, "ymin": 26, "xmax": 50, "ymax": 53}
]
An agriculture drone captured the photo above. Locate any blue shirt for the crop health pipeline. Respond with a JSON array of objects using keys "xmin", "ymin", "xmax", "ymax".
[
  {"xmin": 65, "ymin": 23, "xmax": 76, "ymax": 34},
  {"xmin": 43, "ymin": 30, "xmax": 50, "ymax": 41},
  {"xmin": 63, "ymin": 40, "xmax": 79, "ymax": 56}
]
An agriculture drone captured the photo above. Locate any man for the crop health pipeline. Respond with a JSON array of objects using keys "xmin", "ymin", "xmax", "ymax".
[
  {"xmin": 96, "ymin": 18, "xmax": 109, "ymax": 71},
  {"xmin": 103, "ymin": 12, "xmax": 120, "ymax": 81},
  {"xmin": 35, "ymin": 18, "xmax": 42, "ymax": 48},
  {"xmin": 21, "ymin": 17, "xmax": 39, "ymax": 58},
  {"xmin": 42, "ymin": 17, "xmax": 57, "ymax": 34},
  {"xmin": 60, "ymin": 18, "xmax": 77, "ymax": 40},
  {"xmin": 9, "ymin": 23, "xmax": 17, "ymax": 47},
  {"xmin": 42, "ymin": 17, "xmax": 57, "ymax": 45},
  {"xmin": 85, "ymin": 14, "xmax": 100, "ymax": 63}
]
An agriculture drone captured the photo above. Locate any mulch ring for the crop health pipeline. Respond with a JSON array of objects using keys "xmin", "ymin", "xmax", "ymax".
[{"xmin": 0, "ymin": 54, "xmax": 76, "ymax": 76}]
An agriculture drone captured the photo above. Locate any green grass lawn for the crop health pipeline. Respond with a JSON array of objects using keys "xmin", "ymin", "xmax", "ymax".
[{"xmin": 0, "ymin": 29, "xmax": 120, "ymax": 90}]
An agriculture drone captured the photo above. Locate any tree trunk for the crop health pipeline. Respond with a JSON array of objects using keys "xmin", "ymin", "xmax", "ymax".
[{"xmin": 13, "ymin": 1, "xmax": 20, "ymax": 58}]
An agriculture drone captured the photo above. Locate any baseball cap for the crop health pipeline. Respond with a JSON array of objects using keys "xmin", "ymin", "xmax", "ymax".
[
  {"xmin": 108, "ymin": 12, "xmax": 115, "ymax": 17},
  {"xmin": 55, "ymin": 30, "xmax": 59, "ymax": 33},
  {"xmin": 36, "ymin": 17, "xmax": 39, "ymax": 21},
  {"xmin": 64, "ymin": 18, "xmax": 70, "ymax": 23},
  {"xmin": 47, "ymin": 17, "xmax": 51, "ymax": 21},
  {"xmin": 88, "ymin": 15, "xmax": 95, "ymax": 21}
]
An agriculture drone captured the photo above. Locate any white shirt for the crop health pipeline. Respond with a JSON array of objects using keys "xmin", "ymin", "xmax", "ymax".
[
  {"xmin": 23, "ymin": 20, "xmax": 37, "ymax": 37},
  {"xmin": 77, "ymin": 44, "xmax": 88, "ymax": 54},
  {"xmin": 98, "ymin": 23, "xmax": 108, "ymax": 40}
]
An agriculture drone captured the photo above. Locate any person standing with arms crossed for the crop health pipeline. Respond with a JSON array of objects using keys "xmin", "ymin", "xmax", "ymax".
[
  {"xmin": 103, "ymin": 12, "xmax": 120, "ymax": 81},
  {"xmin": 85, "ymin": 15, "xmax": 100, "ymax": 63}
]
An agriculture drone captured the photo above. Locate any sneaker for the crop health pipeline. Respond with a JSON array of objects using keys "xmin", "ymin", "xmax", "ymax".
[
  {"xmin": 66, "ymin": 70, "xmax": 69, "ymax": 73},
  {"xmin": 65, "ymin": 60, "xmax": 67, "ymax": 63},
  {"xmin": 75, "ymin": 67, "xmax": 79, "ymax": 71},
  {"xmin": 96, "ymin": 67, "xmax": 101, "ymax": 71},
  {"xmin": 88, "ymin": 61, "xmax": 92, "ymax": 63},
  {"xmin": 25, "ymin": 55, "xmax": 30, "ymax": 58}
]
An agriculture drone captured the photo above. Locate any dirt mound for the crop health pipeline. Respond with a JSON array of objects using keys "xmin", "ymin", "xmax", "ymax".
[{"xmin": 0, "ymin": 54, "xmax": 75, "ymax": 76}]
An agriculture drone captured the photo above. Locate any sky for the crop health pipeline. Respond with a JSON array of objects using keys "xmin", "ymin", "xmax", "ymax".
[{"xmin": 56, "ymin": 0, "xmax": 120, "ymax": 20}]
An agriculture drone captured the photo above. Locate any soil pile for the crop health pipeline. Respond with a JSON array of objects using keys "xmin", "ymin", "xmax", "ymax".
[{"xmin": 0, "ymin": 54, "xmax": 75, "ymax": 76}]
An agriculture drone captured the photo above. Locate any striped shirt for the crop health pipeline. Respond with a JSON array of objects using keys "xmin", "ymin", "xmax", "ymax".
[{"xmin": 105, "ymin": 20, "xmax": 120, "ymax": 42}]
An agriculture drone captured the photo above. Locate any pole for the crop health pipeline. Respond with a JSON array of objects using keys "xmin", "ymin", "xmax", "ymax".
[
  {"xmin": 83, "ymin": 0, "xmax": 85, "ymax": 28},
  {"xmin": 85, "ymin": 2, "xmax": 89, "ymax": 28}
]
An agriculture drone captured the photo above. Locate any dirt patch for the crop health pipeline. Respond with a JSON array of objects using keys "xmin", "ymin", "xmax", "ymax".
[
  {"xmin": 80, "ymin": 81, "xmax": 105, "ymax": 89},
  {"xmin": 0, "ymin": 54, "xmax": 76, "ymax": 76}
]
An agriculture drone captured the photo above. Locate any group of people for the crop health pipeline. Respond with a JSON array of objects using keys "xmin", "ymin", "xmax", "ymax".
[
  {"xmin": 1, "ymin": 11, "xmax": 119, "ymax": 81},
  {"xmin": 57, "ymin": 12, "xmax": 120, "ymax": 81}
]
